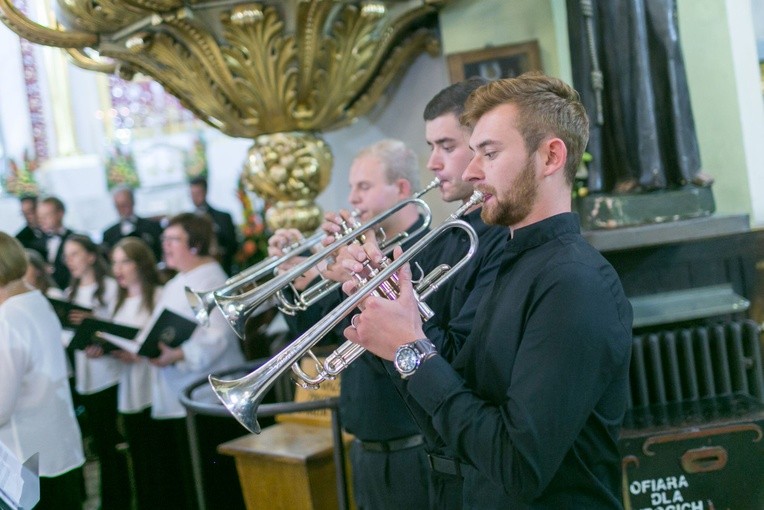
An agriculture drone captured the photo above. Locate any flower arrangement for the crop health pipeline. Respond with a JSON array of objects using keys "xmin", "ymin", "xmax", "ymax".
[
  {"xmin": 184, "ymin": 134, "xmax": 208, "ymax": 181},
  {"xmin": 233, "ymin": 174, "xmax": 270, "ymax": 272},
  {"xmin": 105, "ymin": 145, "xmax": 140, "ymax": 189},
  {"xmin": 3, "ymin": 150, "xmax": 40, "ymax": 197}
]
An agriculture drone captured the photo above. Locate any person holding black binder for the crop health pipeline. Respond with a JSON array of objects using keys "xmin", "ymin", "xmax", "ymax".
[
  {"xmin": 148, "ymin": 213, "xmax": 244, "ymax": 508},
  {"xmin": 62, "ymin": 234, "xmax": 132, "ymax": 509},
  {"xmin": 0, "ymin": 232, "xmax": 85, "ymax": 509},
  {"xmin": 87, "ymin": 237, "xmax": 163, "ymax": 509}
]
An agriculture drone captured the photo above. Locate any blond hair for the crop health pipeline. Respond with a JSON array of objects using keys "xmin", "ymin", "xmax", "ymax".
[
  {"xmin": 462, "ymin": 72, "xmax": 589, "ymax": 185},
  {"xmin": 0, "ymin": 232, "xmax": 28, "ymax": 286},
  {"xmin": 355, "ymin": 139, "xmax": 421, "ymax": 192}
]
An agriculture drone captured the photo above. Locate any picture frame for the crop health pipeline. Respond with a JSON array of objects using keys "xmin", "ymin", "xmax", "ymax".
[{"xmin": 447, "ymin": 40, "xmax": 542, "ymax": 84}]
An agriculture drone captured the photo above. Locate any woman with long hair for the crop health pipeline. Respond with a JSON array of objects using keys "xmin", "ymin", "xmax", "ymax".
[
  {"xmin": 0, "ymin": 233, "xmax": 85, "ymax": 509},
  {"xmin": 63, "ymin": 234, "xmax": 131, "ymax": 510},
  {"xmin": 109, "ymin": 237, "xmax": 163, "ymax": 509}
]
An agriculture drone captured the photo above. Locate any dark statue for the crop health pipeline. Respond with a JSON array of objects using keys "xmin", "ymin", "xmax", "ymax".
[{"xmin": 566, "ymin": 0, "xmax": 713, "ymax": 195}]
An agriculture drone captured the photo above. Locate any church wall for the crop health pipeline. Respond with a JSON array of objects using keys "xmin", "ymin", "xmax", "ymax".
[
  {"xmin": 678, "ymin": 0, "xmax": 764, "ymax": 225},
  {"xmin": 1, "ymin": 0, "xmax": 763, "ymax": 238}
]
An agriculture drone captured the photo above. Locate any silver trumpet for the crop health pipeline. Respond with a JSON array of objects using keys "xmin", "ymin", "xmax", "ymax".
[
  {"xmin": 209, "ymin": 191, "xmax": 483, "ymax": 434},
  {"xmin": 213, "ymin": 195, "xmax": 433, "ymax": 339},
  {"xmin": 185, "ymin": 206, "xmax": 367, "ymax": 326},
  {"xmin": 274, "ymin": 177, "xmax": 442, "ymax": 316},
  {"xmin": 184, "ymin": 230, "xmax": 327, "ymax": 326}
]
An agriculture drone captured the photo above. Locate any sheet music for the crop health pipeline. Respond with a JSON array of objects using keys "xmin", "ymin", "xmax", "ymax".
[
  {"xmin": 97, "ymin": 332, "xmax": 140, "ymax": 354},
  {"xmin": 0, "ymin": 441, "xmax": 24, "ymax": 508}
]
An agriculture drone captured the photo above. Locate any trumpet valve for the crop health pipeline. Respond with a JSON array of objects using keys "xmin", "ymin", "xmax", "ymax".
[{"xmin": 292, "ymin": 376, "xmax": 321, "ymax": 391}]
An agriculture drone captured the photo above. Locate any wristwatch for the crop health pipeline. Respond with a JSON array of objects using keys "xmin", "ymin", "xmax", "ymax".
[{"xmin": 394, "ymin": 339, "xmax": 437, "ymax": 379}]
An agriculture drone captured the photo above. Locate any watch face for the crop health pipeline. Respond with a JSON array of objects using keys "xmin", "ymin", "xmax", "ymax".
[{"xmin": 395, "ymin": 346, "xmax": 419, "ymax": 374}]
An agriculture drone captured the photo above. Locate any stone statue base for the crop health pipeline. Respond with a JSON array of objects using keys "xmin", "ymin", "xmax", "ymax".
[{"xmin": 576, "ymin": 186, "xmax": 716, "ymax": 231}]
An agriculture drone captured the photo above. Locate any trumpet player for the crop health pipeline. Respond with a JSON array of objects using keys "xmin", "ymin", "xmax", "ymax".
[
  {"xmin": 268, "ymin": 139, "xmax": 434, "ymax": 509},
  {"xmin": 330, "ymin": 77, "xmax": 509, "ymax": 510},
  {"xmin": 342, "ymin": 74, "xmax": 633, "ymax": 509}
]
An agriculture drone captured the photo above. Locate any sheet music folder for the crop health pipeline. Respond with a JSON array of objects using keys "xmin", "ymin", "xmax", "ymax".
[
  {"xmin": 136, "ymin": 309, "xmax": 197, "ymax": 358},
  {"xmin": 0, "ymin": 441, "xmax": 39, "ymax": 510},
  {"xmin": 46, "ymin": 297, "xmax": 92, "ymax": 330},
  {"xmin": 70, "ymin": 309, "xmax": 196, "ymax": 358},
  {"xmin": 67, "ymin": 318, "xmax": 140, "ymax": 354}
]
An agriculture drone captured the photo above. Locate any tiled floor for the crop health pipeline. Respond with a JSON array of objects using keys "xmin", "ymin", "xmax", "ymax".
[{"xmin": 83, "ymin": 460, "xmax": 100, "ymax": 510}]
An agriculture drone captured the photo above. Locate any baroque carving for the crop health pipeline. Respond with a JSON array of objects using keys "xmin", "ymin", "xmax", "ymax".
[{"xmin": 0, "ymin": 0, "xmax": 445, "ymax": 230}]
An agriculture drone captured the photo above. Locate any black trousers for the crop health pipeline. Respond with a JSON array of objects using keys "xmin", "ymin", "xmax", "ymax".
[
  {"xmin": 349, "ymin": 440, "xmax": 432, "ymax": 510},
  {"xmin": 36, "ymin": 466, "xmax": 84, "ymax": 510},
  {"xmin": 122, "ymin": 407, "xmax": 163, "ymax": 510},
  {"xmin": 78, "ymin": 384, "xmax": 131, "ymax": 510},
  {"xmin": 151, "ymin": 417, "xmax": 198, "ymax": 510}
]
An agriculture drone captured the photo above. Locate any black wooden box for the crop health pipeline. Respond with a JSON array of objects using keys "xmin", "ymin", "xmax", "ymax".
[{"xmin": 619, "ymin": 395, "xmax": 764, "ymax": 510}]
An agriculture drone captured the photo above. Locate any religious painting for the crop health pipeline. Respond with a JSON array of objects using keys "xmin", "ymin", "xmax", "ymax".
[{"xmin": 447, "ymin": 40, "xmax": 542, "ymax": 83}]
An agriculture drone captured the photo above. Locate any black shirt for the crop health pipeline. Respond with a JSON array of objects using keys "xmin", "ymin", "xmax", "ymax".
[
  {"xmin": 284, "ymin": 215, "xmax": 429, "ymax": 441},
  {"xmin": 420, "ymin": 207, "xmax": 507, "ymax": 361},
  {"xmin": 407, "ymin": 213, "xmax": 633, "ymax": 509}
]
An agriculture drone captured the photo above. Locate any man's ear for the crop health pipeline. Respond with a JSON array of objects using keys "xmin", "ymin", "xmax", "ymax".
[
  {"xmin": 396, "ymin": 178, "xmax": 412, "ymax": 197},
  {"xmin": 540, "ymin": 138, "xmax": 568, "ymax": 178}
]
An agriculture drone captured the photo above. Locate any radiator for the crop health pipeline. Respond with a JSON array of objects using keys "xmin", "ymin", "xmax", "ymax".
[
  {"xmin": 621, "ymin": 319, "xmax": 764, "ymax": 510},
  {"xmin": 628, "ymin": 319, "xmax": 764, "ymax": 409}
]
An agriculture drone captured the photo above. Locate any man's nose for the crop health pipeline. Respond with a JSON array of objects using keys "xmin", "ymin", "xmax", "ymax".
[
  {"xmin": 426, "ymin": 150, "xmax": 441, "ymax": 171},
  {"xmin": 463, "ymin": 156, "xmax": 482, "ymax": 182}
]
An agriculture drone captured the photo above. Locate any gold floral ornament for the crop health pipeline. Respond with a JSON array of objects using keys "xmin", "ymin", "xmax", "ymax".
[
  {"xmin": 105, "ymin": 145, "xmax": 140, "ymax": 189},
  {"xmin": 2, "ymin": 151, "xmax": 40, "ymax": 197},
  {"xmin": 234, "ymin": 173, "xmax": 269, "ymax": 271},
  {"xmin": 0, "ymin": 0, "xmax": 447, "ymax": 231}
]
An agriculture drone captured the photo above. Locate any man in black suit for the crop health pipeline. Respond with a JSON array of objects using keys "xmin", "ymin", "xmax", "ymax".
[
  {"xmin": 14, "ymin": 195, "xmax": 46, "ymax": 255},
  {"xmin": 189, "ymin": 177, "xmax": 238, "ymax": 275},
  {"xmin": 102, "ymin": 186, "xmax": 163, "ymax": 262},
  {"xmin": 37, "ymin": 196, "xmax": 75, "ymax": 289}
]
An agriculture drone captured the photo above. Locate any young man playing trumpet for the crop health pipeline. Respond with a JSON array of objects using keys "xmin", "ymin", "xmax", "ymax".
[
  {"xmin": 269, "ymin": 76, "xmax": 509, "ymax": 508},
  {"xmin": 268, "ymin": 138, "xmax": 434, "ymax": 509},
  {"xmin": 342, "ymin": 73, "xmax": 633, "ymax": 509}
]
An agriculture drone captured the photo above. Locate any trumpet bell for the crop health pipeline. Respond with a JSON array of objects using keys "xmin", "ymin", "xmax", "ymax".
[
  {"xmin": 208, "ymin": 374, "xmax": 264, "ymax": 434},
  {"xmin": 185, "ymin": 286, "xmax": 214, "ymax": 326}
]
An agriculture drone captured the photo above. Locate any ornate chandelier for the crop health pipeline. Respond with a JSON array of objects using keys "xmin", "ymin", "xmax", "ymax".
[{"xmin": 0, "ymin": 0, "xmax": 445, "ymax": 230}]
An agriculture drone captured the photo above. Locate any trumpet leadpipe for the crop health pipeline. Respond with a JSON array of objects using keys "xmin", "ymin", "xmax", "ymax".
[
  {"xmin": 295, "ymin": 189, "xmax": 485, "ymax": 385},
  {"xmin": 214, "ymin": 196, "xmax": 433, "ymax": 338},
  {"xmin": 209, "ymin": 217, "xmax": 480, "ymax": 433}
]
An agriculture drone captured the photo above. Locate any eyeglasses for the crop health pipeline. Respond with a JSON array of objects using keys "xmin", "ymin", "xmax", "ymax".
[{"xmin": 160, "ymin": 234, "xmax": 186, "ymax": 244}]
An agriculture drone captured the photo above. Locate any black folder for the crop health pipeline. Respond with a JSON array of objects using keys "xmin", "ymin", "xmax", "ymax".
[
  {"xmin": 47, "ymin": 297, "xmax": 93, "ymax": 330},
  {"xmin": 68, "ymin": 317, "xmax": 140, "ymax": 354},
  {"xmin": 136, "ymin": 309, "xmax": 197, "ymax": 359}
]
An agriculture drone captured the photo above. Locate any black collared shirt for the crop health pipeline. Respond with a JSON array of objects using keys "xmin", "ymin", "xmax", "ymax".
[
  {"xmin": 420, "ymin": 207, "xmax": 507, "ymax": 360},
  {"xmin": 407, "ymin": 212, "xmax": 633, "ymax": 509},
  {"xmin": 284, "ymin": 215, "xmax": 430, "ymax": 441}
]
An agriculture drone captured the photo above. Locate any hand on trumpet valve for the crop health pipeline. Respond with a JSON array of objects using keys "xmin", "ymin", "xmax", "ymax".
[
  {"xmin": 342, "ymin": 246, "xmax": 426, "ymax": 361},
  {"xmin": 268, "ymin": 229, "xmax": 320, "ymax": 290},
  {"xmin": 268, "ymin": 229, "xmax": 304, "ymax": 257},
  {"xmin": 320, "ymin": 209, "xmax": 360, "ymax": 246},
  {"xmin": 339, "ymin": 240, "xmax": 386, "ymax": 292}
]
